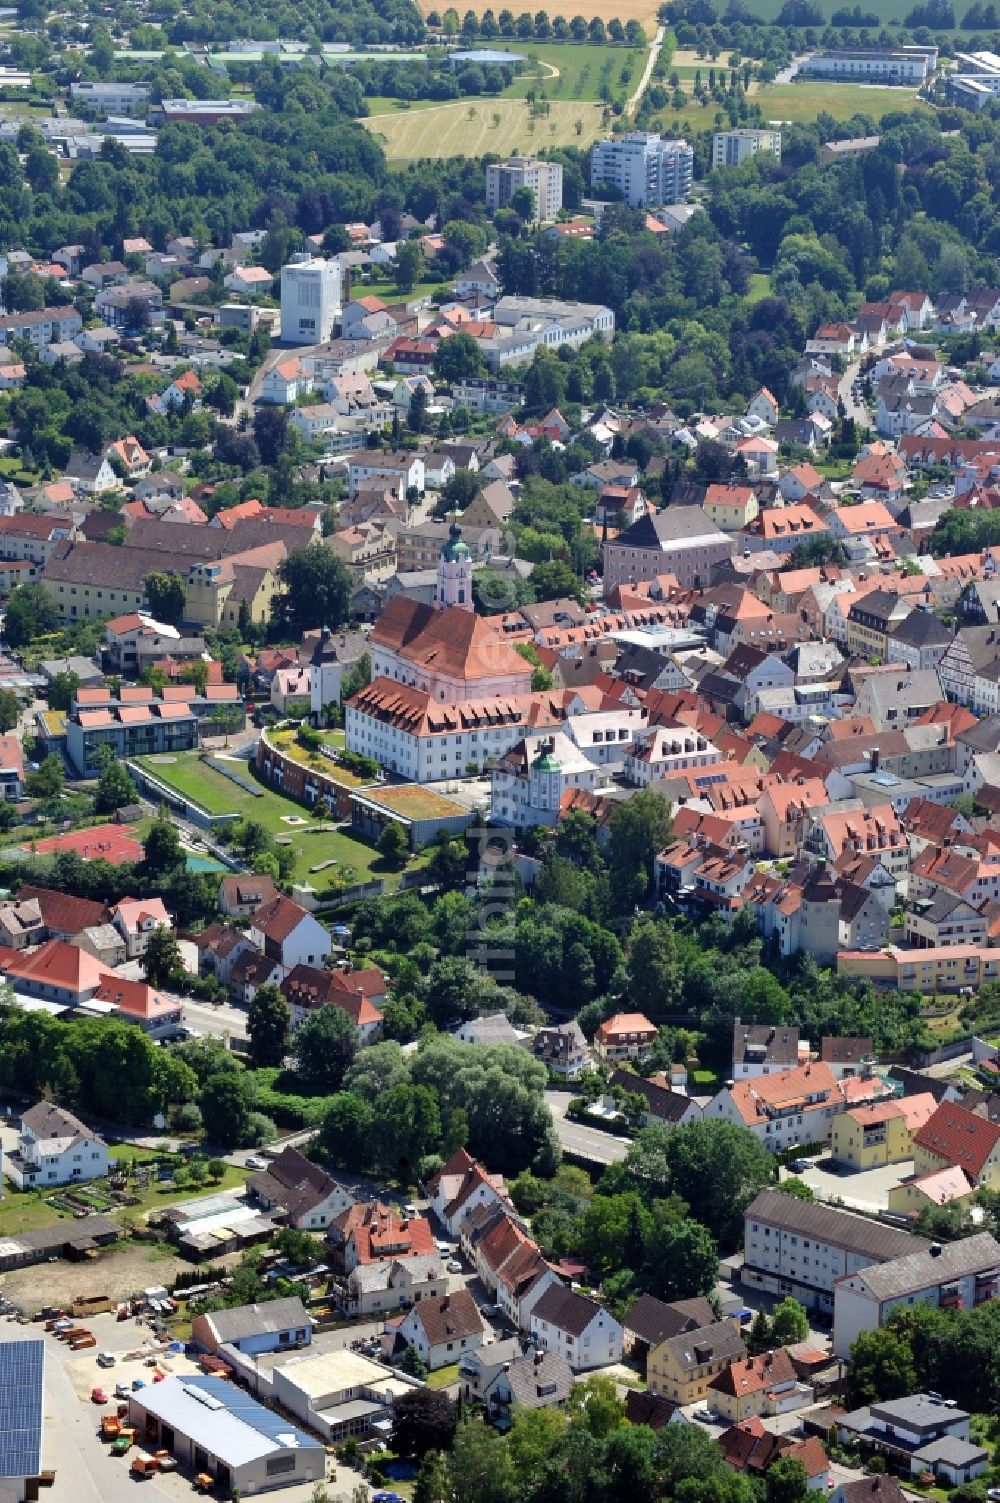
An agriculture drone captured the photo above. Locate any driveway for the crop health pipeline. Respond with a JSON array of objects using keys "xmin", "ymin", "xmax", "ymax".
[{"xmin": 627, "ymin": 26, "xmax": 665, "ymax": 117}]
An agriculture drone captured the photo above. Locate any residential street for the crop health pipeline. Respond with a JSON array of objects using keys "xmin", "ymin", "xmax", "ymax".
[{"xmin": 545, "ymin": 1089, "xmax": 630, "ymax": 1164}]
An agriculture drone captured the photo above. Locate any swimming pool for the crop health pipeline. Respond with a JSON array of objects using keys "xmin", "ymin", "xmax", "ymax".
[{"xmin": 186, "ymin": 854, "xmax": 226, "ymax": 873}]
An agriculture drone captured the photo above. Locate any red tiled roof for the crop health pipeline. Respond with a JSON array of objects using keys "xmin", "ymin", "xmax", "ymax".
[{"xmin": 913, "ymin": 1102, "xmax": 1000, "ymax": 1178}]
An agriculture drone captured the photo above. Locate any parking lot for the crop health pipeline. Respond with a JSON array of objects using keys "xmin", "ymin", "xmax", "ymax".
[{"xmin": 779, "ymin": 1157, "xmax": 913, "ymax": 1214}]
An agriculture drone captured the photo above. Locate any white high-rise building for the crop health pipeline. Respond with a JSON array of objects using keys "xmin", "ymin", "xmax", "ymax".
[
  {"xmin": 280, "ymin": 255, "xmax": 342, "ymax": 345},
  {"xmin": 712, "ymin": 128, "xmax": 781, "ymax": 169},
  {"xmin": 590, "ymin": 132, "xmax": 694, "ymax": 209},
  {"xmin": 485, "ymin": 156, "xmax": 564, "ymax": 222}
]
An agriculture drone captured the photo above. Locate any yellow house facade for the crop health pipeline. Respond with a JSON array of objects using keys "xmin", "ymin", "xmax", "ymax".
[
  {"xmin": 887, "ymin": 1165, "xmax": 976, "ymax": 1216},
  {"xmin": 647, "ymin": 1319, "xmax": 745, "ymax": 1405},
  {"xmin": 703, "ymin": 483, "xmax": 760, "ymax": 533},
  {"xmin": 831, "ymin": 1092, "xmax": 937, "ymax": 1170}
]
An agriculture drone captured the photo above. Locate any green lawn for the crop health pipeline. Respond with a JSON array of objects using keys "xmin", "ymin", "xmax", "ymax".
[
  {"xmin": 499, "ymin": 42, "xmax": 645, "ymax": 104},
  {"xmin": 746, "ymin": 272, "xmax": 770, "ymax": 304},
  {"xmin": 649, "ymin": 79, "xmax": 928, "ymax": 137},
  {"xmin": 426, "ymin": 1363, "xmax": 461, "ymax": 1390},
  {"xmin": 0, "ymin": 1153, "xmax": 251, "ymax": 1239},
  {"xmin": 752, "ymin": 80, "xmax": 928, "ymax": 124},
  {"xmin": 363, "ymin": 96, "xmax": 608, "ymax": 160},
  {"xmin": 132, "ymin": 751, "xmax": 405, "ymax": 890}
]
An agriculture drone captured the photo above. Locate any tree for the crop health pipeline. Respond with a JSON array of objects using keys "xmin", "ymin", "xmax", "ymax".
[
  {"xmin": 846, "ymin": 1326, "xmax": 918, "ymax": 1407},
  {"xmin": 393, "ymin": 239, "xmax": 425, "ymax": 295},
  {"xmin": 5, "ymin": 582, "xmax": 58, "ymax": 647},
  {"xmin": 0, "ymin": 689, "xmax": 18, "ymax": 733},
  {"xmin": 144, "ymin": 925, "xmax": 183, "ymax": 986},
  {"xmin": 46, "ymin": 671, "xmax": 79, "ymax": 712},
  {"xmin": 372, "ymin": 1081, "xmax": 442, "ymax": 1178},
  {"xmin": 770, "ymin": 1296, "xmax": 809, "ymax": 1347},
  {"xmin": 277, "ymin": 547, "xmax": 352, "ymax": 634},
  {"xmin": 391, "ymin": 1388, "xmax": 457, "ymax": 1457},
  {"xmin": 248, "ymin": 982, "xmax": 291, "ymax": 1069},
  {"xmin": 294, "ymin": 1005, "xmax": 358, "ymax": 1093},
  {"xmin": 766, "ymin": 1458, "xmax": 809, "ymax": 1503},
  {"xmin": 25, "ymin": 754, "xmax": 64, "ymax": 800},
  {"xmin": 447, "ymin": 1418, "xmax": 514, "ymax": 1503},
  {"xmin": 432, "ymin": 330, "xmax": 487, "ymax": 383},
  {"xmin": 141, "ymin": 819, "xmax": 185, "ymax": 880},
  {"xmin": 377, "ymin": 820, "xmax": 409, "ymax": 868},
  {"xmin": 627, "ymin": 920, "xmax": 679, "ymax": 1012},
  {"xmin": 746, "ymin": 1309, "xmax": 773, "ymax": 1357},
  {"xmin": 340, "ymin": 653, "xmax": 371, "ymax": 704},
  {"xmin": 200, "ymin": 1072, "xmax": 253, "ymax": 1148},
  {"xmin": 662, "ymin": 1119, "xmax": 774, "ymax": 1251},
  {"xmin": 608, "ymin": 790, "xmax": 673, "ymax": 909},
  {"xmin": 253, "ymin": 405, "xmax": 290, "ymax": 466},
  {"xmin": 644, "ymin": 1218, "xmax": 719, "ymax": 1302},
  {"xmin": 413, "ymin": 1450, "xmax": 452, "ymax": 1503},
  {"xmin": 318, "ymin": 1091, "xmax": 375, "ymax": 1169},
  {"xmin": 96, "ymin": 759, "xmax": 138, "ymax": 813},
  {"xmin": 145, "ymin": 572, "xmax": 186, "ymax": 626}
]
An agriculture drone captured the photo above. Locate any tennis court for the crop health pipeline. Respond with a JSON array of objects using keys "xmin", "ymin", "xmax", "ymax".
[{"xmin": 25, "ymin": 823, "xmax": 145, "ymax": 865}]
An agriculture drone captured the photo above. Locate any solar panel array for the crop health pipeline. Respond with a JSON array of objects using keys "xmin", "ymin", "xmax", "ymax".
[{"xmin": 0, "ymin": 1339, "xmax": 43, "ymax": 1479}]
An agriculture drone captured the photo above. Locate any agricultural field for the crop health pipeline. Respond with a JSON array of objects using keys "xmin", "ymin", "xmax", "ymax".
[
  {"xmin": 419, "ymin": 0, "xmax": 662, "ymax": 30},
  {"xmin": 131, "ymin": 751, "xmax": 403, "ymax": 890},
  {"xmin": 363, "ymin": 95, "xmax": 609, "ymax": 159}
]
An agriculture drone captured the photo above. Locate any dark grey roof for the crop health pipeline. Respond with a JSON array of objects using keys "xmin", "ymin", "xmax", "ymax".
[
  {"xmin": 745, "ymin": 1189, "xmax": 927, "ymax": 1263},
  {"xmin": 870, "ymin": 1394, "xmax": 971, "ymax": 1431},
  {"xmin": 499, "ymin": 1349, "xmax": 573, "ymax": 1408},
  {"xmin": 657, "ymin": 1319, "xmax": 746, "ymax": 1372},
  {"xmin": 913, "ymin": 1437, "xmax": 987, "ymax": 1465},
  {"xmin": 886, "ymin": 1066, "xmax": 955, "ymax": 1103},
  {"xmin": 623, "ymin": 1293, "xmax": 717, "ymax": 1346},
  {"xmin": 956, "ymin": 715, "xmax": 1000, "ymax": 753},
  {"xmin": 889, "ymin": 609, "xmax": 950, "ymax": 648},
  {"xmin": 531, "ymin": 1284, "xmax": 608, "ymax": 1337},
  {"xmin": 615, "ymin": 505, "xmax": 729, "ymax": 552},
  {"xmin": 607, "ymin": 1068, "xmax": 694, "ymax": 1124},
  {"xmin": 733, "ymin": 1020, "xmax": 799, "ymax": 1069},
  {"xmin": 206, "ymin": 1296, "xmax": 309, "ymax": 1343},
  {"xmin": 846, "ymin": 1231, "xmax": 1000, "ymax": 1302},
  {"xmin": 820, "ymin": 1036, "xmax": 873, "ymax": 1064}
]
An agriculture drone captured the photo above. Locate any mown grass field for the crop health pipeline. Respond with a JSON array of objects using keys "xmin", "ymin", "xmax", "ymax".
[
  {"xmin": 132, "ymin": 751, "xmax": 398, "ymax": 889},
  {"xmin": 647, "ymin": 77, "xmax": 927, "ymax": 135},
  {"xmin": 363, "ymin": 96, "xmax": 608, "ymax": 159},
  {"xmin": 498, "ymin": 41, "xmax": 645, "ymax": 102}
]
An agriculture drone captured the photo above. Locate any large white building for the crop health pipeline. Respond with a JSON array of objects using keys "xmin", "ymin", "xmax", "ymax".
[
  {"xmin": 485, "ymin": 156, "xmax": 563, "ymax": 221},
  {"xmin": 492, "ymin": 732, "xmax": 601, "ymax": 828},
  {"xmin": 590, "ymin": 132, "xmax": 694, "ymax": 208},
  {"xmin": 800, "ymin": 46, "xmax": 936, "ymax": 82},
  {"xmin": 742, "ymin": 1188, "xmax": 927, "ymax": 1316},
  {"xmin": 7, "ymin": 1101, "xmax": 109, "ymax": 1189},
  {"xmin": 833, "ymin": 1231, "xmax": 1000, "ymax": 1358},
  {"xmin": 481, "ymin": 296, "xmax": 615, "ymax": 371},
  {"xmin": 280, "ymin": 255, "xmax": 342, "ymax": 345},
  {"xmin": 712, "ymin": 128, "xmax": 781, "ymax": 169}
]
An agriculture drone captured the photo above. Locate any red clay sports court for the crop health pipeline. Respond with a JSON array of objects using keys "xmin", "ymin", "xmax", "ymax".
[{"xmin": 25, "ymin": 824, "xmax": 145, "ymax": 865}]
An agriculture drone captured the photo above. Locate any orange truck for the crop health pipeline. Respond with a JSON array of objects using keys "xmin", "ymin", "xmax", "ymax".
[
  {"xmin": 130, "ymin": 1454, "xmax": 160, "ymax": 1479},
  {"xmin": 101, "ymin": 1415, "xmax": 122, "ymax": 1441},
  {"xmin": 70, "ymin": 1334, "xmax": 97, "ymax": 1350}
]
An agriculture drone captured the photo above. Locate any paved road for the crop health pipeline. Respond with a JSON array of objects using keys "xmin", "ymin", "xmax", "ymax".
[
  {"xmin": 181, "ymin": 996, "xmax": 249, "ymax": 1043},
  {"xmin": 545, "ymin": 1091, "xmax": 630, "ymax": 1164},
  {"xmin": 627, "ymin": 25, "xmax": 665, "ymax": 117},
  {"xmin": 838, "ymin": 356, "xmax": 870, "ymax": 425}
]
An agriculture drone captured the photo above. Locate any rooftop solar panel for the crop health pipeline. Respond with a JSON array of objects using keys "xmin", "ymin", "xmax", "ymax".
[{"xmin": 0, "ymin": 1339, "xmax": 44, "ymax": 1479}]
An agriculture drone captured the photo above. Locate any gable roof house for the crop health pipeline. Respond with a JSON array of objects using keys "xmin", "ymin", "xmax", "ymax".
[
  {"xmin": 483, "ymin": 1348, "xmax": 574, "ymax": 1430},
  {"xmin": 647, "ymin": 1317, "xmax": 747, "ymax": 1405},
  {"xmin": 398, "ymin": 1289, "xmax": 485, "ymax": 1370},
  {"xmin": 426, "ymin": 1147, "xmax": 510, "ymax": 1238},
  {"xmin": 911, "ymin": 1102, "xmax": 1000, "ymax": 1189},
  {"xmin": 248, "ymin": 894, "xmax": 332, "ymax": 972},
  {"xmin": 529, "ymin": 1285, "xmax": 624, "ymax": 1370},
  {"xmin": 708, "ymin": 1347, "xmax": 810, "ymax": 1423},
  {"xmin": 7, "ymin": 1101, "xmax": 109, "ymax": 1189},
  {"xmin": 246, "ymin": 1146, "xmax": 353, "ymax": 1230}
]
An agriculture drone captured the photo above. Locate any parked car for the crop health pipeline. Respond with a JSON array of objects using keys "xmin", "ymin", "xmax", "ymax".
[
  {"xmin": 91, "ymin": 1388, "xmax": 108, "ymax": 1405},
  {"xmin": 97, "ymin": 1352, "xmax": 116, "ymax": 1369},
  {"xmin": 788, "ymin": 1158, "xmax": 811, "ymax": 1173},
  {"xmin": 244, "ymin": 1156, "xmax": 266, "ymax": 1170},
  {"xmin": 447, "ymin": 1260, "xmax": 463, "ymax": 1274},
  {"xmin": 692, "ymin": 1408, "xmax": 718, "ymax": 1424}
]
